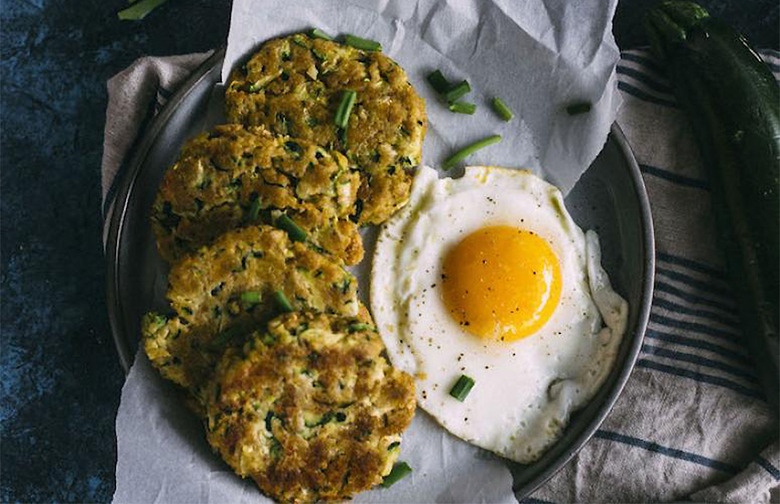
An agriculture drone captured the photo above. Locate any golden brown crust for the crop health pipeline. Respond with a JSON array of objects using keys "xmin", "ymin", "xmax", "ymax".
[
  {"xmin": 151, "ymin": 124, "xmax": 363, "ymax": 265},
  {"xmin": 142, "ymin": 225, "xmax": 359, "ymax": 400},
  {"xmin": 205, "ymin": 311, "xmax": 416, "ymax": 503},
  {"xmin": 225, "ymin": 33, "xmax": 427, "ymax": 225}
]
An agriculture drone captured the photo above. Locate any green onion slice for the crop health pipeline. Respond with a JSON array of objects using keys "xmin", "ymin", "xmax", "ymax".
[
  {"xmin": 334, "ymin": 90, "xmax": 357, "ymax": 129},
  {"xmin": 442, "ymin": 135, "xmax": 502, "ymax": 170},
  {"xmin": 381, "ymin": 461, "xmax": 412, "ymax": 488},
  {"xmin": 448, "ymin": 101, "xmax": 476, "ymax": 115},
  {"xmin": 444, "ymin": 80, "xmax": 471, "ymax": 103},
  {"xmin": 337, "ymin": 127, "xmax": 347, "ymax": 145},
  {"xmin": 150, "ymin": 313, "xmax": 167, "ymax": 328},
  {"xmin": 343, "ymin": 34, "xmax": 382, "ymax": 51},
  {"xmin": 240, "ymin": 291, "xmax": 261, "ymax": 307},
  {"xmin": 247, "ymin": 197, "xmax": 261, "ymax": 222},
  {"xmin": 273, "ymin": 290, "xmax": 294, "ymax": 313},
  {"xmin": 309, "ymin": 28, "xmax": 333, "ymax": 41},
  {"xmin": 491, "ymin": 97, "xmax": 514, "ymax": 121},
  {"xmin": 117, "ymin": 0, "xmax": 169, "ymax": 20},
  {"xmin": 347, "ymin": 322, "xmax": 374, "ymax": 333},
  {"xmin": 449, "ymin": 374, "xmax": 475, "ymax": 401},
  {"xmin": 426, "ymin": 70, "xmax": 451, "ymax": 94},
  {"xmin": 566, "ymin": 102, "xmax": 592, "ymax": 115},
  {"xmin": 275, "ymin": 213, "xmax": 307, "ymax": 242}
]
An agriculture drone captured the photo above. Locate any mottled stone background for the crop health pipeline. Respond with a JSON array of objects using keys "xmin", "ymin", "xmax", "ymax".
[{"xmin": 1, "ymin": 0, "xmax": 776, "ymax": 501}]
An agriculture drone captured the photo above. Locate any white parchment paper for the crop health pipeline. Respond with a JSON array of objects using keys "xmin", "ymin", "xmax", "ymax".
[{"xmin": 114, "ymin": 0, "xmax": 621, "ymax": 501}]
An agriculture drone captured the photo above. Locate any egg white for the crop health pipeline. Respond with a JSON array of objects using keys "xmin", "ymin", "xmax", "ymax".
[{"xmin": 370, "ymin": 165, "xmax": 628, "ymax": 463}]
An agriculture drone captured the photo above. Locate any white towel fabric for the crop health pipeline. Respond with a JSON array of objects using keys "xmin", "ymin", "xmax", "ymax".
[{"xmin": 103, "ymin": 49, "xmax": 780, "ymax": 503}]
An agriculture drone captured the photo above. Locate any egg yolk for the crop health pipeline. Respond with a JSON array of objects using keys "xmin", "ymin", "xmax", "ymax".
[{"xmin": 441, "ymin": 226, "xmax": 562, "ymax": 341}]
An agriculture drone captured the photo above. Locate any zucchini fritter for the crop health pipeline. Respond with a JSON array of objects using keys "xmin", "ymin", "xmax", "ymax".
[
  {"xmin": 205, "ymin": 311, "xmax": 416, "ymax": 503},
  {"xmin": 143, "ymin": 225, "xmax": 359, "ymax": 399},
  {"xmin": 225, "ymin": 33, "xmax": 427, "ymax": 225},
  {"xmin": 151, "ymin": 124, "xmax": 363, "ymax": 264}
]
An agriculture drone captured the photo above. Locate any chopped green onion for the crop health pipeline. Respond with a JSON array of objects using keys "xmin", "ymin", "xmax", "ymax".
[
  {"xmin": 334, "ymin": 90, "xmax": 357, "ymax": 129},
  {"xmin": 273, "ymin": 290, "xmax": 294, "ymax": 313},
  {"xmin": 381, "ymin": 461, "xmax": 412, "ymax": 488},
  {"xmin": 566, "ymin": 102, "xmax": 592, "ymax": 115},
  {"xmin": 240, "ymin": 291, "xmax": 261, "ymax": 308},
  {"xmin": 343, "ymin": 34, "xmax": 382, "ymax": 51},
  {"xmin": 337, "ymin": 127, "xmax": 347, "ymax": 145},
  {"xmin": 309, "ymin": 28, "xmax": 333, "ymax": 41},
  {"xmin": 426, "ymin": 70, "xmax": 451, "ymax": 94},
  {"xmin": 275, "ymin": 214, "xmax": 307, "ymax": 242},
  {"xmin": 247, "ymin": 198, "xmax": 261, "ymax": 222},
  {"xmin": 444, "ymin": 80, "xmax": 471, "ymax": 103},
  {"xmin": 117, "ymin": 0, "xmax": 169, "ymax": 20},
  {"xmin": 248, "ymin": 81, "xmax": 263, "ymax": 93},
  {"xmin": 149, "ymin": 313, "xmax": 167, "ymax": 328},
  {"xmin": 448, "ymin": 101, "xmax": 476, "ymax": 115},
  {"xmin": 291, "ymin": 35, "xmax": 308, "ymax": 48},
  {"xmin": 347, "ymin": 322, "xmax": 374, "ymax": 333},
  {"xmin": 449, "ymin": 375, "xmax": 475, "ymax": 401},
  {"xmin": 442, "ymin": 135, "xmax": 502, "ymax": 170},
  {"xmin": 305, "ymin": 411, "xmax": 334, "ymax": 427},
  {"xmin": 491, "ymin": 97, "xmax": 514, "ymax": 121}
]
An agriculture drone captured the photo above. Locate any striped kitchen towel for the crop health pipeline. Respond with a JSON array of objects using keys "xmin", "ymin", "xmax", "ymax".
[
  {"xmin": 101, "ymin": 51, "xmax": 212, "ymax": 244},
  {"xmin": 524, "ymin": 49, "xmax": 780, "ymax": 503},
  {"xmin": 102, "ymin": 50, "xmax": 779, "ymax": 502}
]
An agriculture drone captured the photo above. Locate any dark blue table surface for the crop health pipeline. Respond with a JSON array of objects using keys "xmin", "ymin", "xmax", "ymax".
[{"xmin": 1, "ymin": 0, "xmax": 777, "ymax": 501}]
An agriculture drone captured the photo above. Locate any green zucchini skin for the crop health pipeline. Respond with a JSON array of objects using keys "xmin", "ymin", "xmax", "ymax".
[{"xmin": 646, "ymin": 2, "xmax": 779, "ymax": 408}]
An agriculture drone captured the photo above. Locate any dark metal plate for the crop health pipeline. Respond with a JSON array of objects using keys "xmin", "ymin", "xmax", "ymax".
[{"xmin": 105, "ymin": 48, "xmax": 654, "ymax": 499}]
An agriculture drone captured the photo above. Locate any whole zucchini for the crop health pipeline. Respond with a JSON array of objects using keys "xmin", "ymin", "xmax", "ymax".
[{"xmin": 645, "ymin": 2, "xmax": 779, "ymax": 408}]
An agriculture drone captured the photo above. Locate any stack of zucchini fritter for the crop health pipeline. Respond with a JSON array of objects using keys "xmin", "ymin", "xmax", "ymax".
[{"xmin": 141, "ymin": 32, "xmax": 426, "ymax": 503}]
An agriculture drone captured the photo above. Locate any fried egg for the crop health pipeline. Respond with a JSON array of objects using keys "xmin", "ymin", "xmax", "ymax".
[{"xmin": 370, "ymin": 165, "xmax": 628, "ymax": 463}]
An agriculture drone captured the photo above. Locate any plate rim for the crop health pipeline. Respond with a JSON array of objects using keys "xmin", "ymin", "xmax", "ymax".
[
  {"xmin": 104, "ymin": 49, "xmax": 655, "ymax": 498},
  {"xmin": 106, "ymin": 48, "xmax": 227, "ymax": 372},
  {"xmin": 513, "ymin": 121, "xmax": 655, "ymax": 496}
]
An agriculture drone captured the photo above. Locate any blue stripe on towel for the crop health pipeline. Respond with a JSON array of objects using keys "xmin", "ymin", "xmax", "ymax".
[
  {"xmin": 654, "ymin": 281, "xmax": 739, "ymax": 316},
  {"xmin": 652, "ymin": 297, "xmax": 739, "ymax": 329},
  {"xmin": 650, "ymin": 313, "xmax": 740, "ymax": 342},
  {"xmin": 639, "ymin": 163, "xmax": 710, "ymax": 190},
  {"xmin": 594, "ymin": 430, "xmax": 740, "ymax": 474},
  {"xmin": 617, "ymin": 81, "xmax": 679, "ymax": 108},
  {"xmin": 642, "ymin": 344, "xmax": 758, "ymax": 383},
  {"xmin": 636, "ymin": 359, "xmax": 763, "ymax": 399},
  {"xmin": 616, "ymin": 65, "xmax": 674, "ymax": 94},
  {"xmin": 755, "ymin": 456, "xmax": 780, "ymax": 481},
  {"xmin": 656, "ymin": 252, "xmax": 728, "ymax": 281},
  {"xmin": 620, "ymin": 52, "xmax": 667, "ymax": 76},
  {"xmin": 645, "ymin": 329, "xmax": 750, "ymax": 366},
  {"xmin": 656, "ymin": 266, "xmax": 732, "ymax": 298}
]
